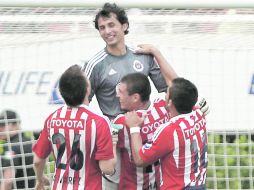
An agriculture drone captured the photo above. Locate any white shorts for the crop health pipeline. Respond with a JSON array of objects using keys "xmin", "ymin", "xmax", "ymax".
[
  {"xmin": 102, "ymin": 150, "xmax": 120, "ymax": 190},
  {"xmin": 102, "ymin": 177, "xmax": 118, "ymax": 190}
]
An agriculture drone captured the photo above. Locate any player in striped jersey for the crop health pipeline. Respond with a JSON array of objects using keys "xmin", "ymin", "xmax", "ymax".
[
  {"xmin": 125, "ymin": 77, "xmax": 208, "ymax": 190},
  {"xmin": 32, "ymin": 65, "xmax": 116, "ymax": 190},
  {"xmin": 113, "ymin": 43, "xmax": 209, "ymax": 189},
  {"xmin": 114, "ymin": 73, "xmax": 171, "ymax": 190}
]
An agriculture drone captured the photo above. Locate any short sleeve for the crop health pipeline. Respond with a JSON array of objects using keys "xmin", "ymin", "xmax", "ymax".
[
  {"xmin": 32, "ymin": 122, "xmax": 52, "ymax": 159},
  {"xmin": 139, "ymin": 124, "xmax": 172, "ymax": 164},
  {"xmin": 83, "ymin": 61, "xmax": 99, "ymax": 102},
  {"xmin": 87, "ymin": 70, "xmax": 96, "ymax": 102},
  {"xmin": 95, "ymin": 118, "xmax": 114, "ymax": 160}
]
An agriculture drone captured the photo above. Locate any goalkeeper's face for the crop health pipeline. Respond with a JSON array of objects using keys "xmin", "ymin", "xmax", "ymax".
[{"xmin": 97, "ymin": 13, "xmax": 127, "ymax": 47}]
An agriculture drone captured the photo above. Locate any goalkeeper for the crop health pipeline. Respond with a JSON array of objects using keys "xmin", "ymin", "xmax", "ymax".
[{"xmin": 83, "ymin": 3, "xmax": 168, "ymax": 189}]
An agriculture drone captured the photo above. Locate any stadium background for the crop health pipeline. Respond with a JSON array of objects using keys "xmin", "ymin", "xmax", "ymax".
[{"xmin": 0, "ymin": 1, "xmax": 253, "ymax": 189}]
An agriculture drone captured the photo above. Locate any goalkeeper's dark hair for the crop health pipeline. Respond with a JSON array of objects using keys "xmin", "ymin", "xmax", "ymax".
[
  {"xmin": 59, "ymin": 64, "xmax": 87, "ymax": 107},
  {"xmin": 121, "ymin": 73, "xmax": 151, "ymax": 102},
  {"xmin": 169, "ymin": 78, "xmax": 198, "ymax": 114},
  {"xmin": 94, "ymin": 2, "xmax": 129, "ymax": 35}
]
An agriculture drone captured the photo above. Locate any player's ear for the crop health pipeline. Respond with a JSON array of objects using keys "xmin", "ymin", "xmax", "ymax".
[
  {"xmin": 167, "ymin": 99, "xmax": 172, "ymax": 107},
  {"xmin": 122, "ymin": 23, "xmax": 128, "ymax": 33},
  {"xmin": 133, "ymin": 93, "xmax": 140, "ymax": 102}
]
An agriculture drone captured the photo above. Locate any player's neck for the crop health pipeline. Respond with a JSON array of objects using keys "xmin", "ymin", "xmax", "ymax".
[
  {"xmin": 106, "ymin": 43, "xmax": 127, "ymax": 56},
  {"xmin": 169, "ymin": 106, "xmax": 179, "ymax": 118},
  {"xmin": 138, "ymin": 100, "xmax": 151, "ymax": 110},
  {"xmin": 84, "ymin": 98, "xmax": 89, "ymax": 106}
]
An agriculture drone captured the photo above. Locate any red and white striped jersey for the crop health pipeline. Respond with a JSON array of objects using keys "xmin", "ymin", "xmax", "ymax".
[
  {"xmin": 33, "ymin": 105, "xmax": 114, "ymax": 190},
  {"xmin": 114, "ymin": 98, "xmax": 170, "ymax": 190},
  {"xmin": 139, "ymin": 109, "xmax": 208, "ymax": 190}
]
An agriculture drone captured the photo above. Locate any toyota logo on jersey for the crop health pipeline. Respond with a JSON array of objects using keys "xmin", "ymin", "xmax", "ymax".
[{"xmin": 133, "ymin": 60, "xmax": 144, "ymax": 72}]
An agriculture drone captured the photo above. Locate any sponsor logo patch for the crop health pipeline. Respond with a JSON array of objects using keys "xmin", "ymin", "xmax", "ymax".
[
  {"xmin": 143, "ymin": 142, "xmax": 152, "ymax": 150},
  {"xmin": 109, "ymin": 68, "xmax": 117, "ymax": 75}
]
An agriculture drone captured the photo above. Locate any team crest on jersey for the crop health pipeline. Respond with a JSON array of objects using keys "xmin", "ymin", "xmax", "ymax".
[
  {"xmin": 133, "ymin": 60, "xmax": 144, "ymax": 72},
  {"xmin": 142, "ymin": 142, "xmax": 152, "ymax": 150}
]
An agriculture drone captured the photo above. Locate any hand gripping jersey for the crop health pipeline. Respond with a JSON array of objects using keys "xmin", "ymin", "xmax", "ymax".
[
  {"xmin": 33, "ymin": 105, "xmax": 114, "ymax": 190},
  {"xmin": 139, "ymin": 109, "xmax": 208, "ymax": 190},
  {"xmin": 83, "ymin": 46, "xmax": 167, "ymax": 119},
  {"xmin": 114, "ymin": 98, "xmax": 170, "ymax": 190}
]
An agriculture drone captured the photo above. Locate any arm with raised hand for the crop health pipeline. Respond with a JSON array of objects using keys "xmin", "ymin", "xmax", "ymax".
[
  {"xmin": 135, "ymin": 44, "xmax": 210, "ymax": 116},
  {"xmin": 135, "ymin": 44, "xmax": 178, "ymax": 86}
]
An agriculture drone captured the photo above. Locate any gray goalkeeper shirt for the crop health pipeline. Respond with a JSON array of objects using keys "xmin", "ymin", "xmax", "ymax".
[{"xmin": 83, "ymin": 46, "xmax": 167, "ymax": 119}]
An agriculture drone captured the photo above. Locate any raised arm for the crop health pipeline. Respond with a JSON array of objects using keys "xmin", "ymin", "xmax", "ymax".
[
  {"xmin": 135, "ymin": 44, "xmax": 211, "ymax": 116},
  {"xmin": 135, "ymin": 44, "xmax": 178, "ymax": 86}
]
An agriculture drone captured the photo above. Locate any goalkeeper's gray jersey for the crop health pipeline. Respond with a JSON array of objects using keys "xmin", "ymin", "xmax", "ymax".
[{"xmin": 83, "ymin": 46, "xmax": 167, "ymax": 119}]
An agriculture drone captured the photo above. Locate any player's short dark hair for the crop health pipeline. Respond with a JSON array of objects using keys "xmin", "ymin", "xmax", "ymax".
[
  {"xmin": 94, "ymin": 2, "xmax": 129, "ymax": 35},
  {"xmin": 169, "ymin": 78, "xmax": 198, "ymax": 114},
  {"xmin": 0, "ymin": 109, "xmax": 21, "ymax": 127},
  {"xmin": 59, "ymin": 64, "xmax": 88, "ymax": 107},
  {"xmin": 121, "ymin": 73, "xmax": 151, "ymax": 102}
]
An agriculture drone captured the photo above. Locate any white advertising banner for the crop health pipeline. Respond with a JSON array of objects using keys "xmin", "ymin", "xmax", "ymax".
[{"xmin": 0, "ymin": 37, "xmax": 253, "ymax": 131}]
